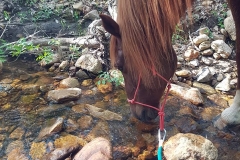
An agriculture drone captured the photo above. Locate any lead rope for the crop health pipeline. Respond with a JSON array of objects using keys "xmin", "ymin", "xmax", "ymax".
[{"xmin": 127, "ymin": 68, "xmax": 171, "ymax": 160}]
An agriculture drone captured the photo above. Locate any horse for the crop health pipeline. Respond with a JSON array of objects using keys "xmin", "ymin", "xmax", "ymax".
[{"xmin": 99, "ymin": 0, "xmax": 240, "ymax": 130}]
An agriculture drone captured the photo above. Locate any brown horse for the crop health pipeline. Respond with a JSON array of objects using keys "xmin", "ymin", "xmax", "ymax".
[{"xmin": 100, "ymin": 0, "xmax": 240, "ymax": 129}]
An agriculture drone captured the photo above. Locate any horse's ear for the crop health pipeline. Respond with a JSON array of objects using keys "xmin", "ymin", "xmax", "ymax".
[{"xmin": 99, "ymin": 14, "xmax": 121, "ymax": 38}]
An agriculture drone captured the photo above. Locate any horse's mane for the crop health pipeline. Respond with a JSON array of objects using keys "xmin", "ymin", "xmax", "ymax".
[{"xmin": 110, "ymin": 0, "xmax": 193, "ymax": 88}]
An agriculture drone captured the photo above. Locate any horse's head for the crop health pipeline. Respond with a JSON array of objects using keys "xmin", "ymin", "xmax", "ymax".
[{"xmin": 100, "ymin": 14, "xmax": 176, "ymax": 122}]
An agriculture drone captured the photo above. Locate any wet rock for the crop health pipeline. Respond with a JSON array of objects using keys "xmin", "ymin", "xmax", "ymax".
[
  {"xmin": 77, "ymin": 115, "xmax": 93, "ymax": 129},
  {"xmin": 54, "ymin": 135, "xmax": 87, "ymax": 148},
  {"xmin": 6, "ymin": 140, "xmax": 24, "ymax": 154},
  {"xmin": 59, "ymin": 77, "xmax": 80, "ymax": 88},
  {"xmin": 65, "ymin": 119, "xmax": 79, "ymax": 133},
  {"xmin": 199, "ymin": 41, "xmax": 211, "ymax": 51},
  {"xmin": 138, "ymin": 150, "xmax": 154, "ymax": 160},
  {"xmin": 9, "ymin": 127, "xmax": 24, "ymax": 139},
  {"xmin": 44, "ymin": 144, "xmax": 80, "ymax": 160},
  {"xmin": 72, "ymin": 104, "xmax": 88, "ymax": 114},
  {"xmin": 201, "ymin": 107, "xmax": 222, "ymax": 121},
  {"xmin": 175, "ymin": 69, "xmax": 191, "ymax": 78},
  {"xmin": 7, "ymin": 148, "xmax": 28, "ymax": 160},
  {"xmin": 30, "ymin": 141, "xmax": 46, "ymax": 160},
  {"xmin": 196, "ymin": 67, "xmax": 213, "ymax": 82},
  {"xmin": 22, "ymin": 84, "xmax": 40, "ymax": 94},
  {"xmin": 87, "ymin": 121, "xmax": 110, "ymax": 141},
  {"xmin": 113, "ymin": 146, "xmax": 132, "ymax": 160},
  {"xmin": 193, "ymin": 81, "xmax": 216, "ymax": 95},
  {"xmin": 81, "ymin": 79, "xmax": 93, "ymax": 87},
  {"xmin": 47, "ymin": 88, "xmax": 81, "ymax": 103},
  {"xmin": 83, "ymin": 10, "xmax": 99, "ymax": 20},
  {"xmin": 211, "ymin": 40, "xmax": 232, "ymax": 58},
  {"xmin": 224, "ymin": 15, "xmax": 236, "ymax": 41},
  {"xmin": 1, "ymin": 78, "xmax": 13, "ymax": 84},
  {"xmin": 184, "ymin": 49, "xmax": 199, "ymax": 61},
  {"xmin": 142, "ymin": 133, "xmax": 156, "ymax": 144},
  {"xmin": 75, "ymin": 54, "xmax": 102, "ymax": 74},
  {"xmin": 97, "ymin": 82, "xmax": 113, "ymax": 94},
  {"xmin": 201, "ymin": 49, "xmax": 213, "ymax": 56},
  {"xmin": 215, "ymin": 75, "xmax": 231, "ymax": 92},
  {"xmin": 193, "ymin": 34, "xmax": 209, "ymax": 45},
  {"xmin": 175, "ymin": 117, "xmax": 199, "ymax": 133},
  {"xmin": 76, "ymin": 70, "xmax": 89, "ymax": 80},
  {"xmin": 189, "ymin": 59, "xmax": 200, "ymax": 67},
  {"xmin": 37, "ymin": 117, "xmax": 64, "ymax": 140},
  {"xmin": 170, "ymin": 84, "xmax": 203, "ymax": 105},
  {"xmin": 85, "ymin": 104, "xmax": 122, "ymax": 121},
  {"xmin": 74, "ymin": 137, "xmax": 112, "ymax": 160},
  {"xmin": 163, "ymin": 133, "xmax": 218, "ymax": 160}
]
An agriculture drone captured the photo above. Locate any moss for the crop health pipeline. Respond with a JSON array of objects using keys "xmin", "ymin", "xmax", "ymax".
[
  {"xmin": 30, "ymin": 141, "xmax": 46, "ymax": 160},
  {"xmin": 54, "ymin": 134, "xmax": 87, "ymax": 148}
]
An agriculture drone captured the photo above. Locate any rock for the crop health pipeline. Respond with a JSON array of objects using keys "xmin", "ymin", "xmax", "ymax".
[
  {"xmin": 193, "ymin": 81, "xmax": 216, "ymax": 95},
  {"xmin": 21, "ymin": 84, "xmax": 40, "ymax": 94},
  {"xmin": 201, "ymin": 57, "xmax": 213, "ymax": 65},
  {"xmin": 39, "ymin": 53, "xmax": 61, "ymax": 67},
  {"xmin": 224, "ymin": 16, "xmax": 236, "ymax": 41},
  {"xmin": 213, "ymin": 52, "xmax": 222, "ymax": 60},
  {"xmin": 211, "ymin": 40, "xmax": 232, "ymax": 58},
  {"xmin": 212, "ymin": 33, "xmax": 226, "ymax": 41},
  {"xmin": 220, "ymin": 28, "xmax": 229, "ymax": 37},
  {"xmin": 83, "ymin": 10, "xmax": 99, "ymax": 20},
  {"xmin": 199, "ymin": 27, "xmax": 210, "ymax": 35},
  {"xmin": 97, "ymin": 82, "xmax": 113, "ymax": 93},
  {"xmin": 59, "ymin": 60, "xmax": 69, "ymax": 70},
  {"xmin": 59, "ymin": 77, "xmax": 80, "ymax": 88},
  {"xmin": 65, "ymin": 119, "xmax": 79, "ymax": 132},
  {"xmin": 85, "ymin": 104, "xmax": 123, "ymax": 121},
  {"xmin": 175, "ymin": 117, "xmax": 199, "ymax": 133},
  {"xmin": 170, "ymin": 84, "xmax": 203, "ymax": 105},
  {"xmin": 7, "ymin": 148, "xmax": 28, "ymax": 160},
  {"xmin": 72, "ymin": 104, "xmax": 88, "ymax": 114},
  {"xmin": 201, "ymin": 107, "xmax": 222, "ymax": 121},
  {"xmin": 75, "ymin": 54, "xmax": 102, "ymax": 74},
  {"xmin": 87, "ymin": 121, "xmax": 110, "ymax": 140},
  {"xmin": 73, "ymin": 137, "xmax": 112, "ymax": 160},
  {"xmin": 216, "ymin": 73, "xmax": 224, "ymax": 81},
  {"xmin": 88, "ymin": 19, "xmax": 102, "ymax": 34},
  {"xmin": 175, "ymin": 69, "xmax": 191, "ymax": 78},
  {"xmin": 189, "ymin": 59, "xmax": 199, "ymax": 67},
  {"xmin": 163, "ymin": 133, "xmax": 218, "ymax": 160},
  {"xmin": 199, "ymin": 41, "xmax": 211, "ymax": 51},
  {"xmin": 76, "ymin": 70, "xmax": 89, "ymax": 80},
  {"xmin": 72, "ymin": 2, "xmax": 84, "ymax": 11},
  {"xmin": 6, "ymin": 140, "xmax": 24, "ymax": 155},
  {"xmin": 78, "ymin": 115, "xmax": 93, "ymax": 129},
  {"xmin": 184, "ymin": 49, "xmax": 200, "ymax": 61},
  {"xmin": 37, "ymin": 117, "xmax": 64, "ymax": 140},
  {"xmin": 9, "ymin": 127, "xmax": 24, "ymax": 139},
  {"xmin": 81, "ymin": 79, "xmax": 93, "ymax": 87},
  {"xmin": 30, "ymin": 141, "xmax": 46, "ymax": 160},
  {"xmin": 44, "ymin": 144, "xmax": 80, "ymax": 160},
  {"xmin": 207, "ymin": 94, "xmax": 229, "ymax": 109},
  {"xmin": 47, "ymin": 88, "xmax": 81, "ymax": 103},
  {"xmin": 108, "ymin": 0, "xmax": 117, "ymax": 20},
  {"xmin": 193, "ymin": 34, "xmax": 209, "ymax": 45},
  {"xmin": 215, "ymin": 75, "xmax": 231, "ymax": 92},
  {"xmin": 54, "ymin": 135, "xmax": 87, "ymax": 148},
  {"xmin": 196, "ymin": 67, "xmax": 213, "ymax": 82}
]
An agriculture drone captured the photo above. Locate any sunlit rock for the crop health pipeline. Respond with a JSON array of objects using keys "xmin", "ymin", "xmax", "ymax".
[
  {"xmin": 54, "ymin": 135, "xmax": 87, "ymax": 148},
  {"xmin": 224, "ymin": 14, "xmax": 236, "ymax": 41},
  {"xmin": 193, "ymin": 34, "xmax": 209, "ymax": 45},
  {"xmin": 97, "ymin": 82, "xmax": 113, "ymax": 94},
  {"xmin": 175, "ymin": 69, "xmax": 192, "ymax": 78},
  {"xmin": 30, "ymin": 141, "xmax": 46, "ymax": 160},
  {"xmin": 215, "ymin": 75, "xmax": 231, "ymax": 92},
  {"xmin": 59, "ymin": 77, "xmax": 80, "ymax": 88},
  {"xmin": 47, "ymin": 88, "xmax": 81, "ymax": 103},
  {"xmin": 85, "ymin": 104, "xmax": 122, "ymax": 121},
  {"xmin": 37, "ymin": 117, "xmax": 64, "ymax": 140},
  {"xmin": 72, "ymin": 2, "xmax": 84, "ymax": 11},
  {"xmin": 170, "ymin": 84, "xmax": 203, "ymax": 105},
  {"xmin": 164, "ymin": 133, "xmax": 218, "ymax": 160},
  {"xmin": 138, "ymin": 150, "xmax": 154, "ymax": 160},
  {"xmin": 7, "ymin": 148, "xmax": 28, "ymax": 160},
  {"xmin": 73, "ymin": 137, "xmax": 112, "ymax": 160},
  {"xmin": 184, "ymin": 49, "xmax": 199, "ymax": 61},
  {"xmin": 201, "ymin": 107, "xmax": 222, "ymax": 121},
  {"xmin": 59, "ymin": 60, "xmax": 69, "ymax": 70},
  {"xmin": 81, "ymin": 79, "xmax": 93, "ymax": 87},
  {"xmin": 201, "ymin": 49, "xmax": 214, "ymax": 56},
  {"xmin": 39, "ymin": 53, "xmax": 61, "ymax": 67},
  {"xmin": 196, "ymin": 67, "xmax": 213, "ymax": 82},
  {"xmin": 83, "ymin": 10, "xmax": 99, "ymax": 20},
  {"xmin": 75, "ymin": 54, "xmax": 102, "ymax": 74},
  {"xmin": 211, "ymin": 40, "xmax": 232, "ymax": 58},
  {"xmin": 199, "ymin": 41, "xmax": 211, "ymax": 51}
]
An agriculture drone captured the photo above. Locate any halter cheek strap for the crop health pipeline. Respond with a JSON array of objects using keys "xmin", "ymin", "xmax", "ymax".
[{"xmin": 127, "ymin": 67, "xmax": 171, "ymax": 131}]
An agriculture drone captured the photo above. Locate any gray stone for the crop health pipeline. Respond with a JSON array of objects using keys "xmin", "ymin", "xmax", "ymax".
[
  {"xmin": 47, "ymin": 88, "xmax": 81, "ymax": 103},
  {"xmin": 193, "ymin": 34, "xmax": 209, "ymax": 45},
  {"xmin": 83, "ymin": 10, "xmax": 99, "ymax": 20},
  {"xmin": 211, "ymin": 40, "xmax": 232, "ymax": 58},
  {"xmin": 197, "ymin": 67, "xmax": 213, "ymax": 82},
  {"xmin": 215, "ymin": 75, "xmax": 231, "ymax": 92},
  {"xmin": 224, "ymin": 16, "xmax": 236, "ymax": 41}
]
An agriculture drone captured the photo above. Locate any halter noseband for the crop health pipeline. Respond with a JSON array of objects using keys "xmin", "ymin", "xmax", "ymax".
[{"xmin": 127, "ymin": 67, "xmax": 171, "ymax": 131}]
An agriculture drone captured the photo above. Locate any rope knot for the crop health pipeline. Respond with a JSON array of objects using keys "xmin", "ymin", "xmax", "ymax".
[
  {"xmin": 127, "ymin": 99, "xmax": 135, "ymax": 104},
  {"xmin": 158, "ymin": 111, "xmax": 165, "ymax": 117}
]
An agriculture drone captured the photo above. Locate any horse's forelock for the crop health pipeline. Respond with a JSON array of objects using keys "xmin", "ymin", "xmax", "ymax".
[{"xmin": 112, "ymin": 0, "xmax": 193, "ymax": 88}]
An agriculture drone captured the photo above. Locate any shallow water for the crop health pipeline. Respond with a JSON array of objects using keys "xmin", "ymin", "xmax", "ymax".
[{"xmin": 0, "ymin": 58, "xmax": 240, "ymax": 160}]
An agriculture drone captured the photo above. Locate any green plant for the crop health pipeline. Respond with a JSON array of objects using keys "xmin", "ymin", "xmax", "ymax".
[
  {"xmin": 172, "ymin": 25, "xmax": 186, "ymax": 44},
  {"xmin": 36, "ymin": 47, "xmax": 53, "ymax": 62},
  {"xmin": 204, "ymin": 28, "xmax": 213, "ymax": 39},
  {"xmin": 3, "ymin": 11, "xmax": 10, "ymax": 21},
  {"xmin": 97, "ymin": 71, "xmax": 124, "ymax": 87},
  {"xmin": 32, "ymin": 5, "xmax": 54, "ymax": 22}
]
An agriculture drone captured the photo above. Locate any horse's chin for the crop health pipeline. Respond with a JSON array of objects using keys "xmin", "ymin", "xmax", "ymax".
[{"xmin": 130, "ymin": 104, "xmax": 158, "ymax": 123}]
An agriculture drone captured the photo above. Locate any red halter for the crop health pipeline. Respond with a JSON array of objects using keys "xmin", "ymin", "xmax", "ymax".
[{"xmin": 127, "ymin": 67, "xmax": 171, "ymax": 131}]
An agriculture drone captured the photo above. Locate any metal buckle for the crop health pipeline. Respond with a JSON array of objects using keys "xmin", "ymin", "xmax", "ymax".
[{"xmin": 158, "ymin": 129, "xmax": 166, "ymax": 147}]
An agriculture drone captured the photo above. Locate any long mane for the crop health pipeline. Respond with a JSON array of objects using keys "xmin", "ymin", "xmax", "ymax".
[{"xmin": 110, "ymin": 0, "xmax": 193, "ymax": 88}]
